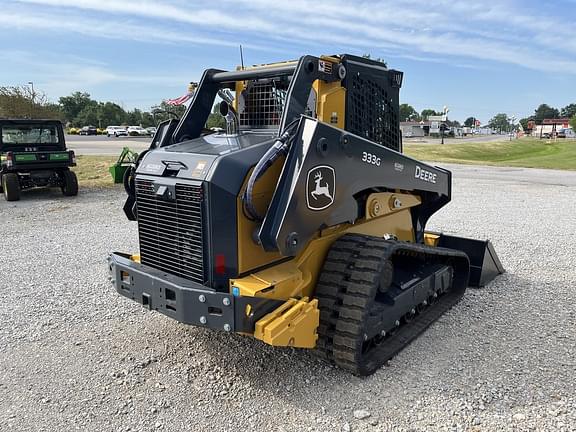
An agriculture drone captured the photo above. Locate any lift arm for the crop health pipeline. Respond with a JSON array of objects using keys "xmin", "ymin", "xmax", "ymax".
[{"xmin": 258, "ymin": 117, "xmax": 453, "ymax": 256}]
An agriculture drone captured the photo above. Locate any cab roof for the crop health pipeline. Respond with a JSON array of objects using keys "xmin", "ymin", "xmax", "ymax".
[{"xmin": 0, "ymin": 119, "xmax": 63, "ymax": 125}]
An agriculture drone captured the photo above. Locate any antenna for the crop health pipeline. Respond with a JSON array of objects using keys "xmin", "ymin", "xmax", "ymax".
[{"xmin": 239, "ymin": 45, "xmax": 245, "ymax": 70}]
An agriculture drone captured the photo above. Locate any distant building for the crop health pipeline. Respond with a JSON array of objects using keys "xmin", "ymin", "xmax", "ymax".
[
  {"xmin": 532, "ymin": 118, "xmax": 571, "ymax": 137},
  {"xmin": 400, "ymin": 121, "xmax": 428, "ymax": 137},
  {"xmin": 475, "ymin": 127, "xmax": 496, "ymax": 135},
  {"xmin": 401, "ymin": 121, "xmax": 466, "ymax": 138},
  {"xmin": 542, "ymin": 118, "xmax": 570, "ymax": 127}
]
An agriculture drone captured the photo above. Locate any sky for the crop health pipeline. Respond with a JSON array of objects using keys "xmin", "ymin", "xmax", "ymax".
[{"xmin": 1, "ymin": 0, "xmax": 575, "ymax": 124}]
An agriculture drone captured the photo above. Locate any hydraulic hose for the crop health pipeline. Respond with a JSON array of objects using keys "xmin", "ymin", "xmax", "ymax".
[{"xmin": 242, "ymin": 121, "xmax": 299, "ymax": 221}]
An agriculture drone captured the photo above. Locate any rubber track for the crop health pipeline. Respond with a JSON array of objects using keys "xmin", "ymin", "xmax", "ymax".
[{"xmin": 314, "ymin": 234, "xmax": 469, "ymax": 376}]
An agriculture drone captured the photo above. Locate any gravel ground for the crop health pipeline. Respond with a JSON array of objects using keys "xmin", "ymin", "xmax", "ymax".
[{"xmin": 1, "ymin": 164, "xmax": 575, "ymax": 432}]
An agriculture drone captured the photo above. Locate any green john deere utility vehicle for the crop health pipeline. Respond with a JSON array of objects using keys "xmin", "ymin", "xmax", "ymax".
[{"xmin": 0, "ymin": 119, "xmax": 78, "ymax": 201}]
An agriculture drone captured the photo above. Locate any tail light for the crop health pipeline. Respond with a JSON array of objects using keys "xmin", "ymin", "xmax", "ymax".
[
  {"xmin": 215, "ymin": 254, "xmax": 226, "ymax": 275},
  {"xmin": 5, "ymin": 151, "xmax": 13, "ymax": 168}
]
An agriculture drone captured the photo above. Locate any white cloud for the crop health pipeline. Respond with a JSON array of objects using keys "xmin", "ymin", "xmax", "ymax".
[
  {"xmin": 5, "ymin": 0, "xmax": 576, "ymax": 74},
  {"xmin": 0, "ymin": 49, "xmax": 196, "ymax": 104},
  {"xmin": 0, "ymin": 7, "xmax": 268, "ymax": 50}
]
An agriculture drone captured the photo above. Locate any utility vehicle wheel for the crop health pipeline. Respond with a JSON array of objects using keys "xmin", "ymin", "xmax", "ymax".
[
  {"xmin": 2, "ymin": 173, "xmax": 21, "ymax": 201},
  {"xmin": 61, "ymin": 170, "xmax": 79, "ymax": 196}
]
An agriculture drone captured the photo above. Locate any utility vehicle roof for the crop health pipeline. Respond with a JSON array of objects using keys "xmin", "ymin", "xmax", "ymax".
[{"xmin": 0, "ymin": 119, "xmax": 63, "ymax": 124}]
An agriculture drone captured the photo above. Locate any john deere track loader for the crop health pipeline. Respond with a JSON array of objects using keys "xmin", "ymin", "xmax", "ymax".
[{"xmin": 108, "ymin": 54, "xmax": 503, "ymax": 375}]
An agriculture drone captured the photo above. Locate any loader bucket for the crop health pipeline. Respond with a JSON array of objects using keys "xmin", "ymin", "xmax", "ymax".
[
  {"xmin": 436, "ymin": 234, "xmax": 504, "ymax": 287},
  {"xmin": 109, "ymin": 147, "xmax": 139, "ymax": 184},
  {"xmin": 109, "ymin": 164, "xmax": 130, "ymax": 183}
]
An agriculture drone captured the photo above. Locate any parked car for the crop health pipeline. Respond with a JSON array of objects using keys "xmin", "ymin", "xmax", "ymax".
[
  {"xmin": 78, "ymin": 125, "xmax": 97, "ymax": 136},
  {"xmin": 106, "ymin": 126, "xmax": 128, "ymax": 137},
  {"xmin": 127, "ymin": 126, "xmax": 151, "ymax": 136},
  {"xmin": 146, "ymin": 127, "xmax": 157, "ymax": 137},
  {"xmin": 557, "ymin": 128, "xmax": 575, "ymax": 138}
]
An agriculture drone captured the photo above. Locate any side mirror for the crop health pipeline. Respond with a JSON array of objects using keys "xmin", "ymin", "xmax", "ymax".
[
  {"xmin": 219, "ymin": 100, "xmax": 229, "ymax": 117},
  {"xmin": 219, "ymin": 99, "xmax": 239, "ymax": 135}
]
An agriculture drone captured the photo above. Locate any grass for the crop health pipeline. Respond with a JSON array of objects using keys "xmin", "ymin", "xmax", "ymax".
[
  {"xmin": 72, "ymin": 137, "xmax": 575, "ymax": 188},
  {"xmin": 74, "ymin": 155, "xmax": 117, "ymax": 187},
  {"xmin": 404, "ymin": 137, "xmax": 576, "ymax": 170}
]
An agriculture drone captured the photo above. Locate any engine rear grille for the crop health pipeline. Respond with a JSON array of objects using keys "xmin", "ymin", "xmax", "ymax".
[
  {"xmin": 342, "ymin": 57, "xmax": 402, "ymax": 152},
  {"xmin": 135, "ymin": 179, "xmax": 205, "ymax": 284},
  {"xmin": 347, "ymin": 73, "xmax": 400, "ymax": 151},
  {"xmin": 239, "ymin": 80, "xmax": 287, "ymax": 129}
]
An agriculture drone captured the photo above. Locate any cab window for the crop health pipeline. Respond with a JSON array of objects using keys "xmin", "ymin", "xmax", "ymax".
[{"xmin": 1, "ymin": 124, "xmax": 60, "ymax": 145}]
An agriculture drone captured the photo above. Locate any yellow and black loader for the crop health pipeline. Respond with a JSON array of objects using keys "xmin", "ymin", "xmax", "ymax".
[{"xmin": 108, "ymin": 54, "xmax": 503, "ymax": 375}]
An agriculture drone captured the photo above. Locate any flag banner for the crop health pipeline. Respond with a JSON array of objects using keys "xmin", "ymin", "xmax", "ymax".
[
  {"xmin": 165, "ymin": 82, "xmax": 198, "ymax": 105},
  {"xmin": 165, "ymin": 93, "xmax": 193, "ymax": 106}
]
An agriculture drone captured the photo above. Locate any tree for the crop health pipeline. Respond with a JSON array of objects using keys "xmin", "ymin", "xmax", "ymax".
[
  {"xmin": 0, "ymin": 86, "xmax": 63, "ymax": 120},
  {"xmin": 205, "ymin": 102, "xmax": 226, "ymax": 129},
  {"xmin": 126, "ymin": 108, "xmax": 143, "ymax": 126},
  {"xmin": 519, "ymin": 116, "xmax": 534, "ymax": 131},
  {"xmin": 141, "ymin": 112, "xmax": 155, "ymax": 128},
  {"xmin": 59, "ymin": 92, "xmax": 94, "ymax": 124},
  {"xmin": 533, "ymin": 104, "xmax": 559, "ymax": 124},
  {"xmin": 399, "ymin": 104, "xmax": 419, "ymax": 122},
  {"xmin": 570, "ymin": 115, "xmax": 576, "ymax": 130},
  {"xmin": 561, "ymin": 104, "xmax": 576, "ymax": 118},
  {"xmin": 464, "ymin": 117, "xmax": 477, "ymax": 127},
  {"xmin": 75, "ymin": 103, "xmax": 100, "ymax": 127},
  {"xmin": 99, "ymin": 102, "xmax": 127, "ymax": 127},
  {"xmin": 421, "ymin": 109, "xmax": 440, "ymax": 120},
  {"xmin": 151, "ymin": 101, "xmax": 187, "ymax": 124},
  {"xmin": 488, "ymin": 113, "xmax": 511, "ymax": 132}
]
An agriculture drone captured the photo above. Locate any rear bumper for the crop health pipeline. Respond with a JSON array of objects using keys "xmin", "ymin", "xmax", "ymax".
[
  {"xmin": 108, "ymin": 252, "xmax": 283, "ymax": 333},
  {"xmin": 3, "ymin": 151, "xmax": 75, "ymax": 172},
  {"xmin": 8, "ymin": 162, "xmax": 75, "ymax": 171}
]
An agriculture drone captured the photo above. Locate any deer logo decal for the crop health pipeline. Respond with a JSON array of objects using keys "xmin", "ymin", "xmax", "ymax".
[
  {"xmin": 311, "ymin": 171, "xmax": 333, "ymax": 201},
  {"xmin": 306, "ymin": 165, "xmax": 335, "ymax": 211}
]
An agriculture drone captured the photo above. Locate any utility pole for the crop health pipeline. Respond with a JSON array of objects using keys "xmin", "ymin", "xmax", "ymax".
[
  {"xmin": 28, "ymin": 81, "xmax": 35, "ymax": 118},
  {"xmin": 509, "ymin": 115, "xmax": 516, "ymax": 141},
  {"xmin": 441, "ymin": 106, "xmax": 449, "ymax": 145}
]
